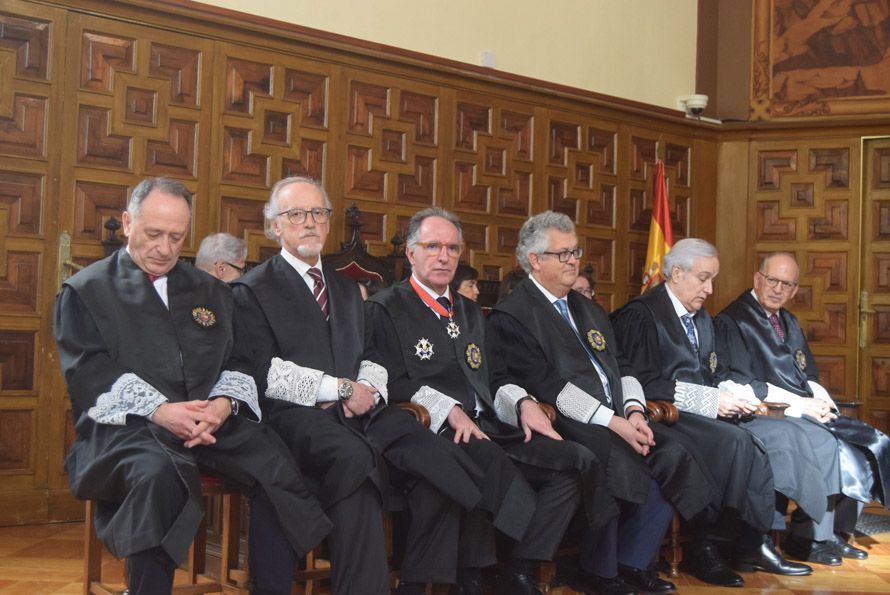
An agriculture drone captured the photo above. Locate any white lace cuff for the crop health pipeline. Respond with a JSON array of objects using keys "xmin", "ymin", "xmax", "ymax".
[
  {"xmin": 210, "ymin": 370, "xmax": 261, "ymax": 420},
  {"xmin": 494, "ymin": 383, "xmax": 530, "ymax": 428},
  {"xmin": 673, "ymin": 381, "xmax": 720, "ymax": 418},
  {"xmin": 718, "ymin": 379, "xmax": 760, "ymax": 404},
  {"xmin": 357, "ymin": 360, "xmax": 388, "ymax": 404},
  {"xmin": 556, "ymin": 382, "xmax": 601, "ymax": 424},
  {"xmin": 265, "ymin": 357, "xmax": 323, "ymax": 406},
  {"xmin": 807, "ymin": 380, "xmax": 837, "ymax": 410},
  {"xmin": 765, "ymin": 382, "xmax": 804, "ymax": 407},
  {"xmin": 411, "ymin": 385, "xmax": 461, "ymax": 433},
  {"xmin": 620, "ymin": 376, "xmax": 646, "ymax": 414},
  {"xmin": 88, "ymin": 373, "xmax": 168, "ymax": 425}
]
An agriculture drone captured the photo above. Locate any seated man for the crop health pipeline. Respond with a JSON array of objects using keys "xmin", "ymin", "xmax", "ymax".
[
  {"xmin": 229, "ymin": 177, "xmax": 484, "ymax": 595},
  {"xmin": 715, "ymin": 251, "xmax": 889, "ymax": 560},
  {"xmin": 195, "ymin": 232, "xmax": 247, "ymax": 281},
  {"xmin": 611, "ymin": 238, "xmax": 819, "ymax": 586},
  {"xmin": 488, "ymin": 211, "xmax": 719, "ymax": 594},
  {"xmin": 365, "ymin": 207, "xmax": 614, "ymax": 595},
  {"xmin": 54, "ymin": 177, "xmax": 330, "ymax": 595}
]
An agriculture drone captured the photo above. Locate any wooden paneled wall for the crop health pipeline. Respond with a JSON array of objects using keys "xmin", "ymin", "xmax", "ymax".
[{"xmin": 0, "ymin": 0, "xmax": 717, "ymax": 524}]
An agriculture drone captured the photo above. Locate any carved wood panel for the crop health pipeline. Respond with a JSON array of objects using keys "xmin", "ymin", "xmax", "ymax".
[{"xmin": 749, "ymin": 141, "xmax": 859, "ymax": 399}]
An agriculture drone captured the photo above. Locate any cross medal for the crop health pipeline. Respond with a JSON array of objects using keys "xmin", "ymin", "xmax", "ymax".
[{"xmin": 446, "ymin": 319, "xmax": 461, "ymax": 339}]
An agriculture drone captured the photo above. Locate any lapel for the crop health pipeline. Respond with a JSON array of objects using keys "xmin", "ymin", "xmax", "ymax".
[
  {"xmin": 566, "ymin": 291, "xmax": 622, "ymax": 384},
  {"xmin": 521, "ymin": 280, "xmax": 588, "ymax": 361}
]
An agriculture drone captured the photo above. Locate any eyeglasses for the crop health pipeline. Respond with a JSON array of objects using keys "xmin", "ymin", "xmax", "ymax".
[
  {"xmin": 758, "ymin": 271, "xmax": 797, "ymax": 292},
  {"xmin": 225, "ymin": 262, "xmax": 248, "ymax": 273},
  {"xmin": 540, "ymin": 247, "xmax": 584, "ymax": 263},
  {"xmin": 276, "ymin": 207, "xmax": 332, "ymax": 225},
  {"xmin": 414, "ymin": 241, "xmax": 462, "ymax": 258}
]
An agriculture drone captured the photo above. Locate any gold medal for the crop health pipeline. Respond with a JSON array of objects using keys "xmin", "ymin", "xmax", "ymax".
[
  {"xmin": 191, "ymin": 306, "xmax": 217, "ymax": 328},
  {"xmin": 794, "ymin": 349, "xmax": 807, "ymax": 370},
  {"xmin": 586, "ymin": 329, "xmax": 607, "ymax": 351},
  {"xmin": 709, "ymin": 352, "xmax": 718, "ymax": 373},
  {"xmin": 465, "ymin": 343, "xmax": 483, "ymax": 370}
]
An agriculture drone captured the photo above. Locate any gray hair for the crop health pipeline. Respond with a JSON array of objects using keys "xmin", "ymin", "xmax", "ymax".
[
  {"xmin": 662, "ymin": 238, "xmax": 718, "ymax": 277},
  {"xmin": 127, "ymin": 177, "xmax": 192, "ymax": 215},
  {"xmin": 195, "ymin": 233, "xmax": 247, "ymax": 271},
  {"xmin": 262, "ymin": 176, "xmax": 332, "ymax": 242},
  {"xmin": 405, "ymin": 207, "xmax": 464, "ymax": 250},
  {"xmin": 516, "ymin": 211, "xmax": 576, "ymax": 273}
]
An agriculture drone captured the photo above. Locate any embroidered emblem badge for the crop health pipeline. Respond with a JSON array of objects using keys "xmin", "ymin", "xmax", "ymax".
[
  {"xmin": 192, "ymin": 306, "xmax": 217, "ymax": 328},
  {"xmin": 794, "ymin": 349, "xmax": 807, "ymax": 370},
  {"xmin": 414, "ymin": 338, "xmax": 434, "ymax": 360},
  {"xmin": 465, "ymin": 343, "xmax": 483, "ymax": 370},
  {"xmin": 709, "ymin": 352, "xmax": 718, "ymax": 373},
  {"xmin": 586, "ymin": 329, "xmax": 607, "ymax": 351},
  {"xmin": 446, "ymin": 320, "xmax": 461, "ymax": 339}
]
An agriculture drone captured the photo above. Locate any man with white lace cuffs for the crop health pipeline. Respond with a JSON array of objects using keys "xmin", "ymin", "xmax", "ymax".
[
  {"xmin": 488, "ymin": 211, "xmax": 727, "ymax": 595},
  {"xmin": 228, "ymin": 178, "xmax": 485, "ymax": 595},
  {"xmin": 365, "ymin": 207, "xmax": 608, "ymax": 595},
  {"xmin": 611, "ymin": 238, "xmax": 818, "ymax": 586},
  {"xmin": 715, "ymin": 251, "xmax": 889, "ymax": 562},
  {"xmin": 54, "ymin": 177, "xmax": 330, "ymax": 595}
]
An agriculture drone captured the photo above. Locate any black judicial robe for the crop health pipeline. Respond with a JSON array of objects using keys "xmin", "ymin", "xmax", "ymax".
[
  {"xmin": 610, "ymin": 283, "xmax": 777, "ymax": 532},
  {"xmin": 366, "ymin": 280, "xmax": 618, "ymax": 533},
  {"xmin": 229, "ymin": 255, "xmax": 483, "ymax": 511},
  {"xmin": 488, "ymin": 279, "xmax": 719, "ymax": 521},
  {"xmin": 56, "ymin": 250, "xmax": 330, "ymax": 563},
  {"xmin": 716, "ymin": 290, "xmax": 890, "ymax": 504}
]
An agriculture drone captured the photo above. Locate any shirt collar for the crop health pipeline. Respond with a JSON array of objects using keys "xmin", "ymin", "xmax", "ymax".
[
  {"xmin": 411, "ymin": 273, "xmax": 451, "ymax": 301},
  {"xmin": 665, "ymin": 283, "xmax": 693, "ymax": 318},
  {"xmin": 750, "ymin": 288, "xmax": 778, "ymax": 318},
  {"xmin": 529, "ymin": 273, "xmax": 563, "ymax": 304},
  {"xmin": 280, "ymin": 247, "xmax": 321, "ymax": 277}
]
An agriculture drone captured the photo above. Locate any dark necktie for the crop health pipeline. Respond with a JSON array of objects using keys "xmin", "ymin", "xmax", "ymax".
[
  {"xmin": 148, "ymin": 274, "xmax": 159, "ymax": 283},
  {"xmin": 682, "ymin": 314, "xmax": 699, "ymax": 355},
  {"xmin": 307, "ymin": 267, "xmax": 329, "ymax": 320},
  {"xmin": 769, "ymin": 313, "xmax": 785, "ymax": 342}
]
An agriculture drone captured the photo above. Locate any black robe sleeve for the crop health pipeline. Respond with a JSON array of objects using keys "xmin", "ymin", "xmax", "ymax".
[
  {"xmin": 54, "ymin": 286, "xmax": 134, "ymax": 419},
  {"xmin": 713, "ymin": 315, "xmax": 768, "ymax": 398},
  {"xmin": 229, "ymin": 283, "xmax": 278, "ymax": 399},
  {"xmin": 363, "ymin": 300, "xmax": 425, "ymax": 403},
  {"xmin": 609, "ymin": 303, "xmax": 677, "ymax": 402}
]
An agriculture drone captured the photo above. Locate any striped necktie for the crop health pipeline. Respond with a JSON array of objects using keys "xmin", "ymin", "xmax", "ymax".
[
  {"xmin": 769, "ymin": 313, "xmax": 785, "ymax": 342},
  {"xmin": 307, "ymin": 267, "xmax": 329, "ymax": 320}
]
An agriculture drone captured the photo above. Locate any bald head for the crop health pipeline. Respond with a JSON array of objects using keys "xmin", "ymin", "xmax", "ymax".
[{"xmin": 754, "ymin": 252, "xmax": 800, "ymax": 314}]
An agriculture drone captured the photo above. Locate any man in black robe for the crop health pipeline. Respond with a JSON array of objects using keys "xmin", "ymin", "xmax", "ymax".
[
  {"xmin": 366, "ymin": 207, "xmax": 615, "ymax": 595},
  {"xmin": 488, "ymin": 211, "xmax": 721, "ymax": 594},
  {"xmin": 611, "ymin": 238, "xmax": 817, "ymax": 586},
  {"xmin": 228, "ymin": 177, "xmax": 485, "ymax": 595},
  {"xmin": 54, "ymin": 177, "xmax": 331, "ymax": 595},
  {"xmin": 715, "ymin": 251, "xmax": 889, "ymax": 561}
]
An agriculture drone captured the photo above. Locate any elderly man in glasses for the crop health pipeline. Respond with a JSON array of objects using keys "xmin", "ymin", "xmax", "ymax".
[
  {"xmin": 715, "ymin": 252, "xmax": 890, "ymax": 562},
  {"xmin": 227, "ymin": 177, "xmax": 485, "ymax": 595},
  {"xmin": 196, "ymin": 232, "xmax": 247, "ymax": 282},
  {"xmin": 365, "ymin": 207, "xmax": 615, "ymax": 595}
]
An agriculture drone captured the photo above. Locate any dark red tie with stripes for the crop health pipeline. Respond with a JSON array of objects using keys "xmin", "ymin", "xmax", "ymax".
[
  {"xmin": 307, "ymin": 267, "xmax": 329, "ymax": 320},
  {"xmin": 769, "ymin": 313, "xmax": 785, "ymax": 342}
]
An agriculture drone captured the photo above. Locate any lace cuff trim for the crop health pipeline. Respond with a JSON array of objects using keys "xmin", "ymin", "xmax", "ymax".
[
  {"xmin": 357, "ymin": 360, "xmax": 388, "ymax": 404},
  {"xmin": 556, "ymin": 382, "xmax": 600, "ymax": 423},
  {"xmin": 411, "ymin": 385, "xmax": 460, "ymax": 433},
  {"xmin": 210, "ymin": 371, "xmax": 261, "ymax": 420},
  {"xmin": 673, "ymin": 381, "xmax": 720, "ymax": 418},
  {"xmin": 88, "ymin": 373, "xmax": 167, "ymax": 425},
  {"xmin": 494, "ymin": 383, "xmax": 528, "ymax": 428},
  {"xmin": 620, "ymin": 375, "xmax": 646, "ymax": 414},
  {"xmin": 265, "ymin": 357, "xmax": 323, "ymax": 406}
]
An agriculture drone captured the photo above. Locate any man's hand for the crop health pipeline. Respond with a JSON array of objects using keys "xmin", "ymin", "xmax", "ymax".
[
  {"xmin": 518, "ymin": 398, "xmax": 562, "ymax": 442},
  {"xmin": 608, "ymin": 415, "xmax": 653, "ymax": 456},
  {"xmin": 626, "ymin": 407, "xmax": 654, "ymax": 443},
  {"xmin": 151, "ymin": 399, "xmax": 231, "ymax": 448},
  {"xmin": 717, "ymin": 390, "xmax": 761, "ymax": 418},
  {"xmin": 800, "ymin": 398, "xmax": 837, "ymax": 424},
  {"xmin": 447, "ymin": 405, "xmax": 488, "ymax": 444},
  {"xmin": 340, "ymin": 380, "xmax": 376, "ymax": 418}
]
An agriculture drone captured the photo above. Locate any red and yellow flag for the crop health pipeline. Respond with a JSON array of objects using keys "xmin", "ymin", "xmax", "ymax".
[{"xmin": 641, "ymin": 160, "xmax": 673, "ymax": 293}]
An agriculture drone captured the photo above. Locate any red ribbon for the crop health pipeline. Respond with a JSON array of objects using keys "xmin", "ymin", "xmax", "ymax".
[{"xmin": 409, "ymin": 275, "xmax": 453, "ymax": 319}]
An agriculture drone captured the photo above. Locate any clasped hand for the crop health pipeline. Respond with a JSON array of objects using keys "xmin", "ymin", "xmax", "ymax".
[
  {"xmin": 717, "ymin": 390, "xmax": 761, "ymax": 418},
  {"xmin": 609, "ymin": 410, "xmax": 654, "ymax": 456},
  {"xmin": 152, "ymin": 398, "xmax": 232, "ymax": 448}
]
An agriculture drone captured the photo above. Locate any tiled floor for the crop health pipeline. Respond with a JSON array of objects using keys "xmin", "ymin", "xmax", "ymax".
[{"xmin": 2, "ymin": 513, "xmax": 890, "ymax": 593}]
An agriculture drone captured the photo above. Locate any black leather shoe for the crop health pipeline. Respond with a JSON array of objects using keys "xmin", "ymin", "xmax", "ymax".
[
  {"xmin": 683, "ymin": 542, "xmax": 744, "ymax": 587},
  {"xmin": 735, "ymin": 536, "xmax": 814, "ymax": 574},
  {"xmin": 580, "ymin": 574, "xmax": 637, "ymax": 595},
  {"xmin": 782, "ymin": 535, "xmax": 841, "ymax": 566},
  {"xmin": 449, "ymin": 574, "xmax": 484, "ymax": 595},
  {"xmin": 618, "ymin": 565, "xmax": 676, "ymax": 594},
  {"xmin": 829, "ymin": 534, "xmax": 868, "ymax": 560},
  {"xmin": 494, "ymin": 571, "xmax": 541, "ymax": 595}
]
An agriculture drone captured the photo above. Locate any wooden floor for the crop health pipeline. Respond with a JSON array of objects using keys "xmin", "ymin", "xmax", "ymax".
[{"xmin": 3, "ymin": 513, "xmax": 890, "ymax": 594}]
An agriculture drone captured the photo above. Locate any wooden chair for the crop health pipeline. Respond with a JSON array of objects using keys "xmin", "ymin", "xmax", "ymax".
[{"xmin": 83, "ymin": 476, "xmax": 244, "ymax": 595}]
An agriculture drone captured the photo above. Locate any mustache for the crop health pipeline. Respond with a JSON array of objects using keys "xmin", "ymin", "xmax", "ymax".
[{"xmin": 299, "ymin": 231, "xmax": 321, "ymax": 239}]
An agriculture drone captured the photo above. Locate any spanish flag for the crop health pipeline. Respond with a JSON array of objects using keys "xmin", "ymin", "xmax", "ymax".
[{"xmin": 641, "ymin": 160, "xmax": 673, "ymax": 293}]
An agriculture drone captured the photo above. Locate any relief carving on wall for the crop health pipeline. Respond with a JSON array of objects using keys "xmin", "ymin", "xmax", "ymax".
[{"xmin": 752, "ymin": 0, "xmax": 890, "ymax": 119}]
